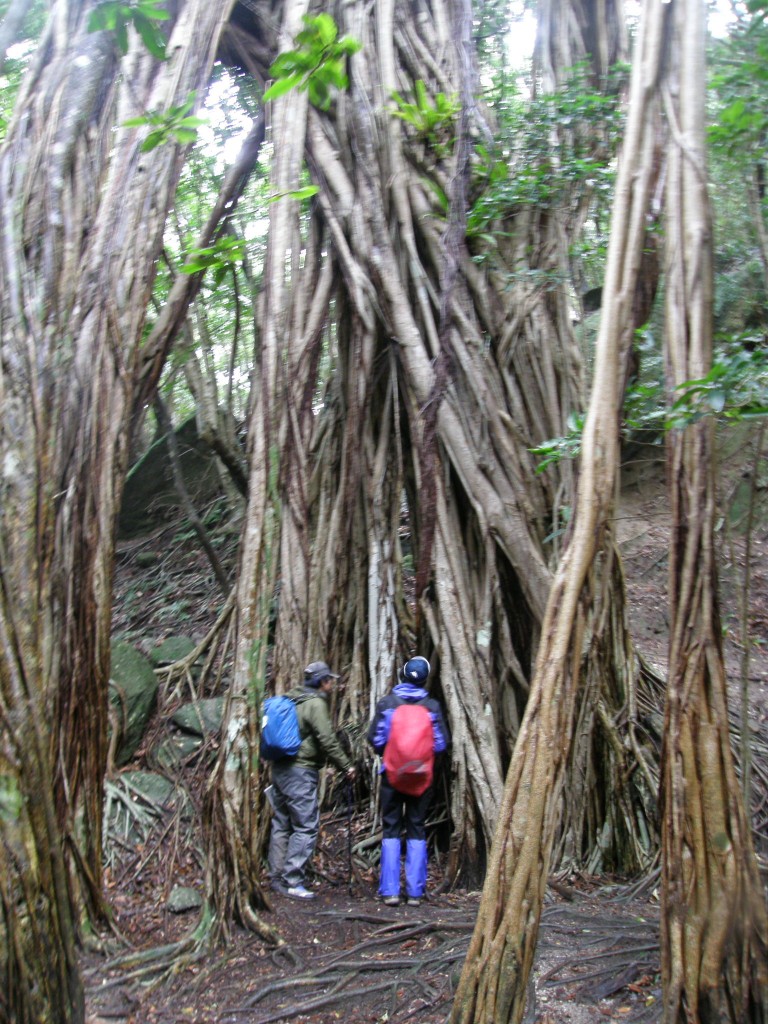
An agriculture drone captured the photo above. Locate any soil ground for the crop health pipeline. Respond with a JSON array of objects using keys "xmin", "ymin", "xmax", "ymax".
[{"xmin": 86, "ymin": 451, "xmax": 768, "ymax": 1024}]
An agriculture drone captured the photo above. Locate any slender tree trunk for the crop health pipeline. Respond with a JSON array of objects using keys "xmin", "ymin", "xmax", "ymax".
[
  {"xmin": 451, "ymin": 1, "xmax": 673, "ymax": 1019},
  {"xmin": 205, "ymin": 0, "xmax": 311, "ymax": 940},
  {"xmin": 0, "ymin": 1, "xmax": 237, "ymax": 1017},
  {"xmin": 660, "ymin": 0, "xmax": 768, "ymax": 1018}
]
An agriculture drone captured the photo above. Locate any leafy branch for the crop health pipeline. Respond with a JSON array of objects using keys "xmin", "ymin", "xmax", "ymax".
[
  {"xmin": 529, "ymin": 341, "xmax": 768, "ymax": 473},
  {"xmin": 87, "ymin": 0, "xmax": 169, "ymax": 59},
  {"xmin": 123, "ymin": 91, "xmax": 206, "ymax": 152},
  {"xmin": 390, "ymin": 80, "xmax": 460, "ymax": 149},
  {"xmin": 263, "ymin": 14, "xmax": 361, "ymax": 111},
  {"xmin": 180, "ymin": 236, "xmax": 245, "ymax": 287},
  {"xmin": 666, "ymin": 343, "xmax": 768, "ymax": 428},
  {"xmin": 529, "ymin": 412, "xmax": 585, "ymax": 473}
]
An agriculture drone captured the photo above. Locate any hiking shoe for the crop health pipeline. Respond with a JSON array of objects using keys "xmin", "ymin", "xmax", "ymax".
[
  {"xmin": 406, "ymin": 897, "xmax": 422, "ymax": 907},
  {"xmin": 382, "ymin": 895, "xmax": 401, "ymax": 907},
  {"xmin": 269, "ymin": 880, "xmax": 288, "ymax": 895},
  {"xmin": 286, "ymin": 885, "xmax": 316, "ymax": 900}
]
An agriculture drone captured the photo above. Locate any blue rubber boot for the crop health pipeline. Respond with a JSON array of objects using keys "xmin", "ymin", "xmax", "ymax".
[
  {"xmin": 405, "ymin": 839, "xmax": 427, "ymax": 902},
  {"xmin": 379, "ymin": 838, "xmax": 401, "ymax": 901}
]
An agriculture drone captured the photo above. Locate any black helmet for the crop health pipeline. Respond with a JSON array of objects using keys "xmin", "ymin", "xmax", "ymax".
[
  {"xmin": 304, "ymin": 660, "xmax": 340, "ymax": 688},
  {"xmin": 401, "ymin": 656, "xmax": 430, "ymax": 683}
]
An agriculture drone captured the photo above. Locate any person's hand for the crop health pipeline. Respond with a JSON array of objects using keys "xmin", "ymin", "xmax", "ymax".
[{"xmin": 345, "ymin": 766, "xmax": 356, "ymax": 782}]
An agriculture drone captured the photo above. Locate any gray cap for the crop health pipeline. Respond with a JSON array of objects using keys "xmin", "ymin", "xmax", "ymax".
[{"xmin": 304, "ymin": 661, "xmax": 340, "ymax": 687}]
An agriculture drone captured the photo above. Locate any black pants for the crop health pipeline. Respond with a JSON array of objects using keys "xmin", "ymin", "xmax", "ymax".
[{"xmin": 380, "ymin": 775, "xmax": 432, "ymax": 840}]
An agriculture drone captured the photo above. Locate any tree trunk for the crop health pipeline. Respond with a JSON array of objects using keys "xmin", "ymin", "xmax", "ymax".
[
  {"xmin": 216, "ymin": 0, "xmax": 662, "ymax": 897},
  {"xmin": 0, "ymin": 1, "xmax": 237, "ymax": 1017},
  {"xmin": 204, "ymin": 0, "xmax": 309, "ymax": 940},
  {"xmin": 451, "ymin": 1, "xmax": 673, "ymax": 1019},
  {"xmin": 660, "ymin": 0, "xmax": 768, "ymax": 1017}
]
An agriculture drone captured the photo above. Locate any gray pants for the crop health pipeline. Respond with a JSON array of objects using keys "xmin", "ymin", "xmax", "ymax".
[{"xmin": 268, "ymin": 763, "xmax": 319, "ymax": 888}]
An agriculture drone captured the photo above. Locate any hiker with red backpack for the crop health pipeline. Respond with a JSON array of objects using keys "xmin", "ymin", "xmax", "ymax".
[{"xmin": 367, "ymin": 656, "xmax": 449, "ymax": 906}]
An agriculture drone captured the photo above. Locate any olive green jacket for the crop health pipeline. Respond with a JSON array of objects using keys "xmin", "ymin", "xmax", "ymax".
[{"xmin": 287, "ymin": 686, "xmax": 350, "ymax": 772}]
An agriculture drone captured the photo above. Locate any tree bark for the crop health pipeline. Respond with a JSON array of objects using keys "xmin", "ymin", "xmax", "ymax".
[
  {"xmin": 660, "ymin": 0, "xmax": 768, "ymax": 1018},
  {"xmin": 0, "ymin": 1, "xmax": 237, "ymax": 1017},
  {"xmin": 216, "ymin": 0, "xmax": 662, "ymax": 893},
  {"xmin": 204, "ymin": 0, "xmax": 311, "ymax": 941},
  {"xmin": 451, "ymin": 1, "xmax": 673, "ymax": 1019}
]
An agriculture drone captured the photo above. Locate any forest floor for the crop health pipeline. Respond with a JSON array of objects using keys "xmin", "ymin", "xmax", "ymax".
[{"xmin": 85, "ymin": 449, "xmax": 768, "ymax": 1024}]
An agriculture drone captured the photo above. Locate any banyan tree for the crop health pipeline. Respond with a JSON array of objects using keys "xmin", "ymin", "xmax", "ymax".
[{"xmin": 206, "ymin": 0, "xmax": 662, "ymax": 936}]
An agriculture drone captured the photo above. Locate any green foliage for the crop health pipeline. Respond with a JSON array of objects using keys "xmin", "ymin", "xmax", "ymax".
[
  {"xmin": 0, "ymin": 0, "xmax": 47, "ymax": 138},
  {"xmin": 529, "ymin": 342, "xmax": 767, "ymax": 474},
  {"xmin": 263, "ymin": 14, "xmax": 361, "ymax": 111},
  {"xmin": 623, "ymin": 380, "xmax": 667, "ymax": 434},
  {"xmin": 467, "ymin": 62, "xmax": 625, "ymax": 243},
  {"xmin": 123, "ymin": 91, "xmax": 206, "ymax": 152},
  {"xmin": 529, "ymin": 412, "xmax": 585, "ymax": 473},
  {"xmin": 667, "ymin": 342, "xmax": 768, "ymax": 429},
  {"xmin": 708, "ymin": 11, "xmax": 768, "ymax": 344},
  {"xmin": 180, "ymin": 235, "xmax": 245, "ymax": 287},
  {"xmin": 268, "ymin": 184, "xmax": 320, "ymax": 204},
  {"xmin": 709, "ymin": 17, "xmax": 768, "ymax": 156},
  {"xmin": 87, "ymin": 0, "xmax": 169, "ymax": 59},
  {"xmin": 390, "ymin": 80, "xmax": 460, "ymax": 151}
]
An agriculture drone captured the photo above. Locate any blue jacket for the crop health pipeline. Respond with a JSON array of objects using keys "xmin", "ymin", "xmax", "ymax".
[{"xmin": 366, "ymin": 681, "xmax": 450, "ymax": 758}]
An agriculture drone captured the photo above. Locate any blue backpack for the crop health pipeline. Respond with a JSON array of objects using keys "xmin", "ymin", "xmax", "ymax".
[{"xmin": 260, "ymin": 695, "xmax": 302, "ymax": 760}]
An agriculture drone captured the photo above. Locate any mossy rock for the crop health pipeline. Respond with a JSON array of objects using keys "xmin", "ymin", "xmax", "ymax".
[
  {"xmin": 104, "ymin": 770, "xmax": 192, "ymax": 847},
  {"xmin": 118, "ymin": 769, "xmax": 175, "ymax": 806},
  {"xmin": 109, "ymin": 641, "xmax": 159, "ymax": 766},
  {"xmin": 171, "ymin": 697, "xmax": 225, "ymax": 737},
  {"xmin": 152, "ymin": 733, "xmax": 204, "ymax": 770},
  {"xmin": 167, "ymin": 886, "xmax": 202, "ymax": 914},
  {"xmin": 118, "ymin": 416, "xmax": 221, "ymax": 539},
  {"xmin": 149, "ymin": 636, "xmax": 197, "ymax": 667}
]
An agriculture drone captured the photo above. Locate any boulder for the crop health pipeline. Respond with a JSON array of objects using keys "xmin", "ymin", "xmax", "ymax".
[
  {"xmin": 167, "ymin": 886, "xmax": 203, "ymax": 914},
  {"xmin": 149, "ymin": 636, "xmax": 197, "ymax": 667},
  {"xmin": 109, "ymin": 640, "xmax": 159, "ymax": 766},
  {"xmin": 170, "ymin": 697, "xmax": 225, "ymax": 738},
  {"xmin": 118, "ymin": 416, "xmax": 221, "ymax": 538}
]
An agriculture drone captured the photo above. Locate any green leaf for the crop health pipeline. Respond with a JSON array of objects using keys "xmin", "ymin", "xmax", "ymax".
[
  {"xmin": 415, "ymin": 79, "xmax": 428, "ymax": 111},
  {"xmin": 268, "ymin": 184, "xmax": 320, "ymax": 203},
  {"xmin": 339, "ymin": 36, "xmax": 362, "ymax": 56},
  {"xmin": 87, "ymin": 3, "xmax": 119, "ymax": 32},
  {"xmin": 115, "ymin": 19, "xmax": 129, "ymax": 54},
  {"xmin": 289, "ymin": 185, "xmax": 319, "ymax": 199},
  {"xmin": 172, "ymin": 127, "xmax": 198, "ymax": 145},
  {"xmin": 123, "ymin": 114, "xmax": 152, "ymax": 128},
  {"xmin": 312, "ymin": 13, "xmax": 338, "ymax": 46},
  {"xmin": 708, "ymin": 389, "xmax": 726, "ymax": 412},
  {"xmin": 140, "ymin": 130, "xmax": 165, "ymax": 152},
  {"xmin": 308, "ymin": 79, "xmax": 330, "ymax": 109},
  {"xmin": 269, "ymin": 52, "xmax": 302, "ymax": 77},
  {"xmin": 263, "ymin": 72, "xmax": 304, "ymax": 103},
  {"xmin": 133, "ymin": 13, "xmax": 167, "ymax": 60},
  {"xmin": 177, "ymin": 115, "xmax": 206, "ymax": 129},
  {"xmin": 141, "ymin": 0, "xmax": 170, "ymax": 19}
]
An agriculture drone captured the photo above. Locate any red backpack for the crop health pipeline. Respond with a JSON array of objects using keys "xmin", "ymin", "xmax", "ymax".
[{"xmin": 383, "ymin": 700, "xmax": 434, "ymax": 796}]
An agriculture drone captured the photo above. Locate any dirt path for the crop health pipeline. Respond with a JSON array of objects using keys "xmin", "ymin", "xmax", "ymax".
[
  {"xmin": 85, "ymin": 860, "xmax": 662, "ymax": 1024},
  {"xmin": 92, "ymin": 460, "xmax": 767, "ymax": 1024}
]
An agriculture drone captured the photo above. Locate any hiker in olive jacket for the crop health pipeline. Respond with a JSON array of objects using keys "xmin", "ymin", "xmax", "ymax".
[{"xmin": 267, "ymin": 661, "xmax": 354, "ymax": 900}]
